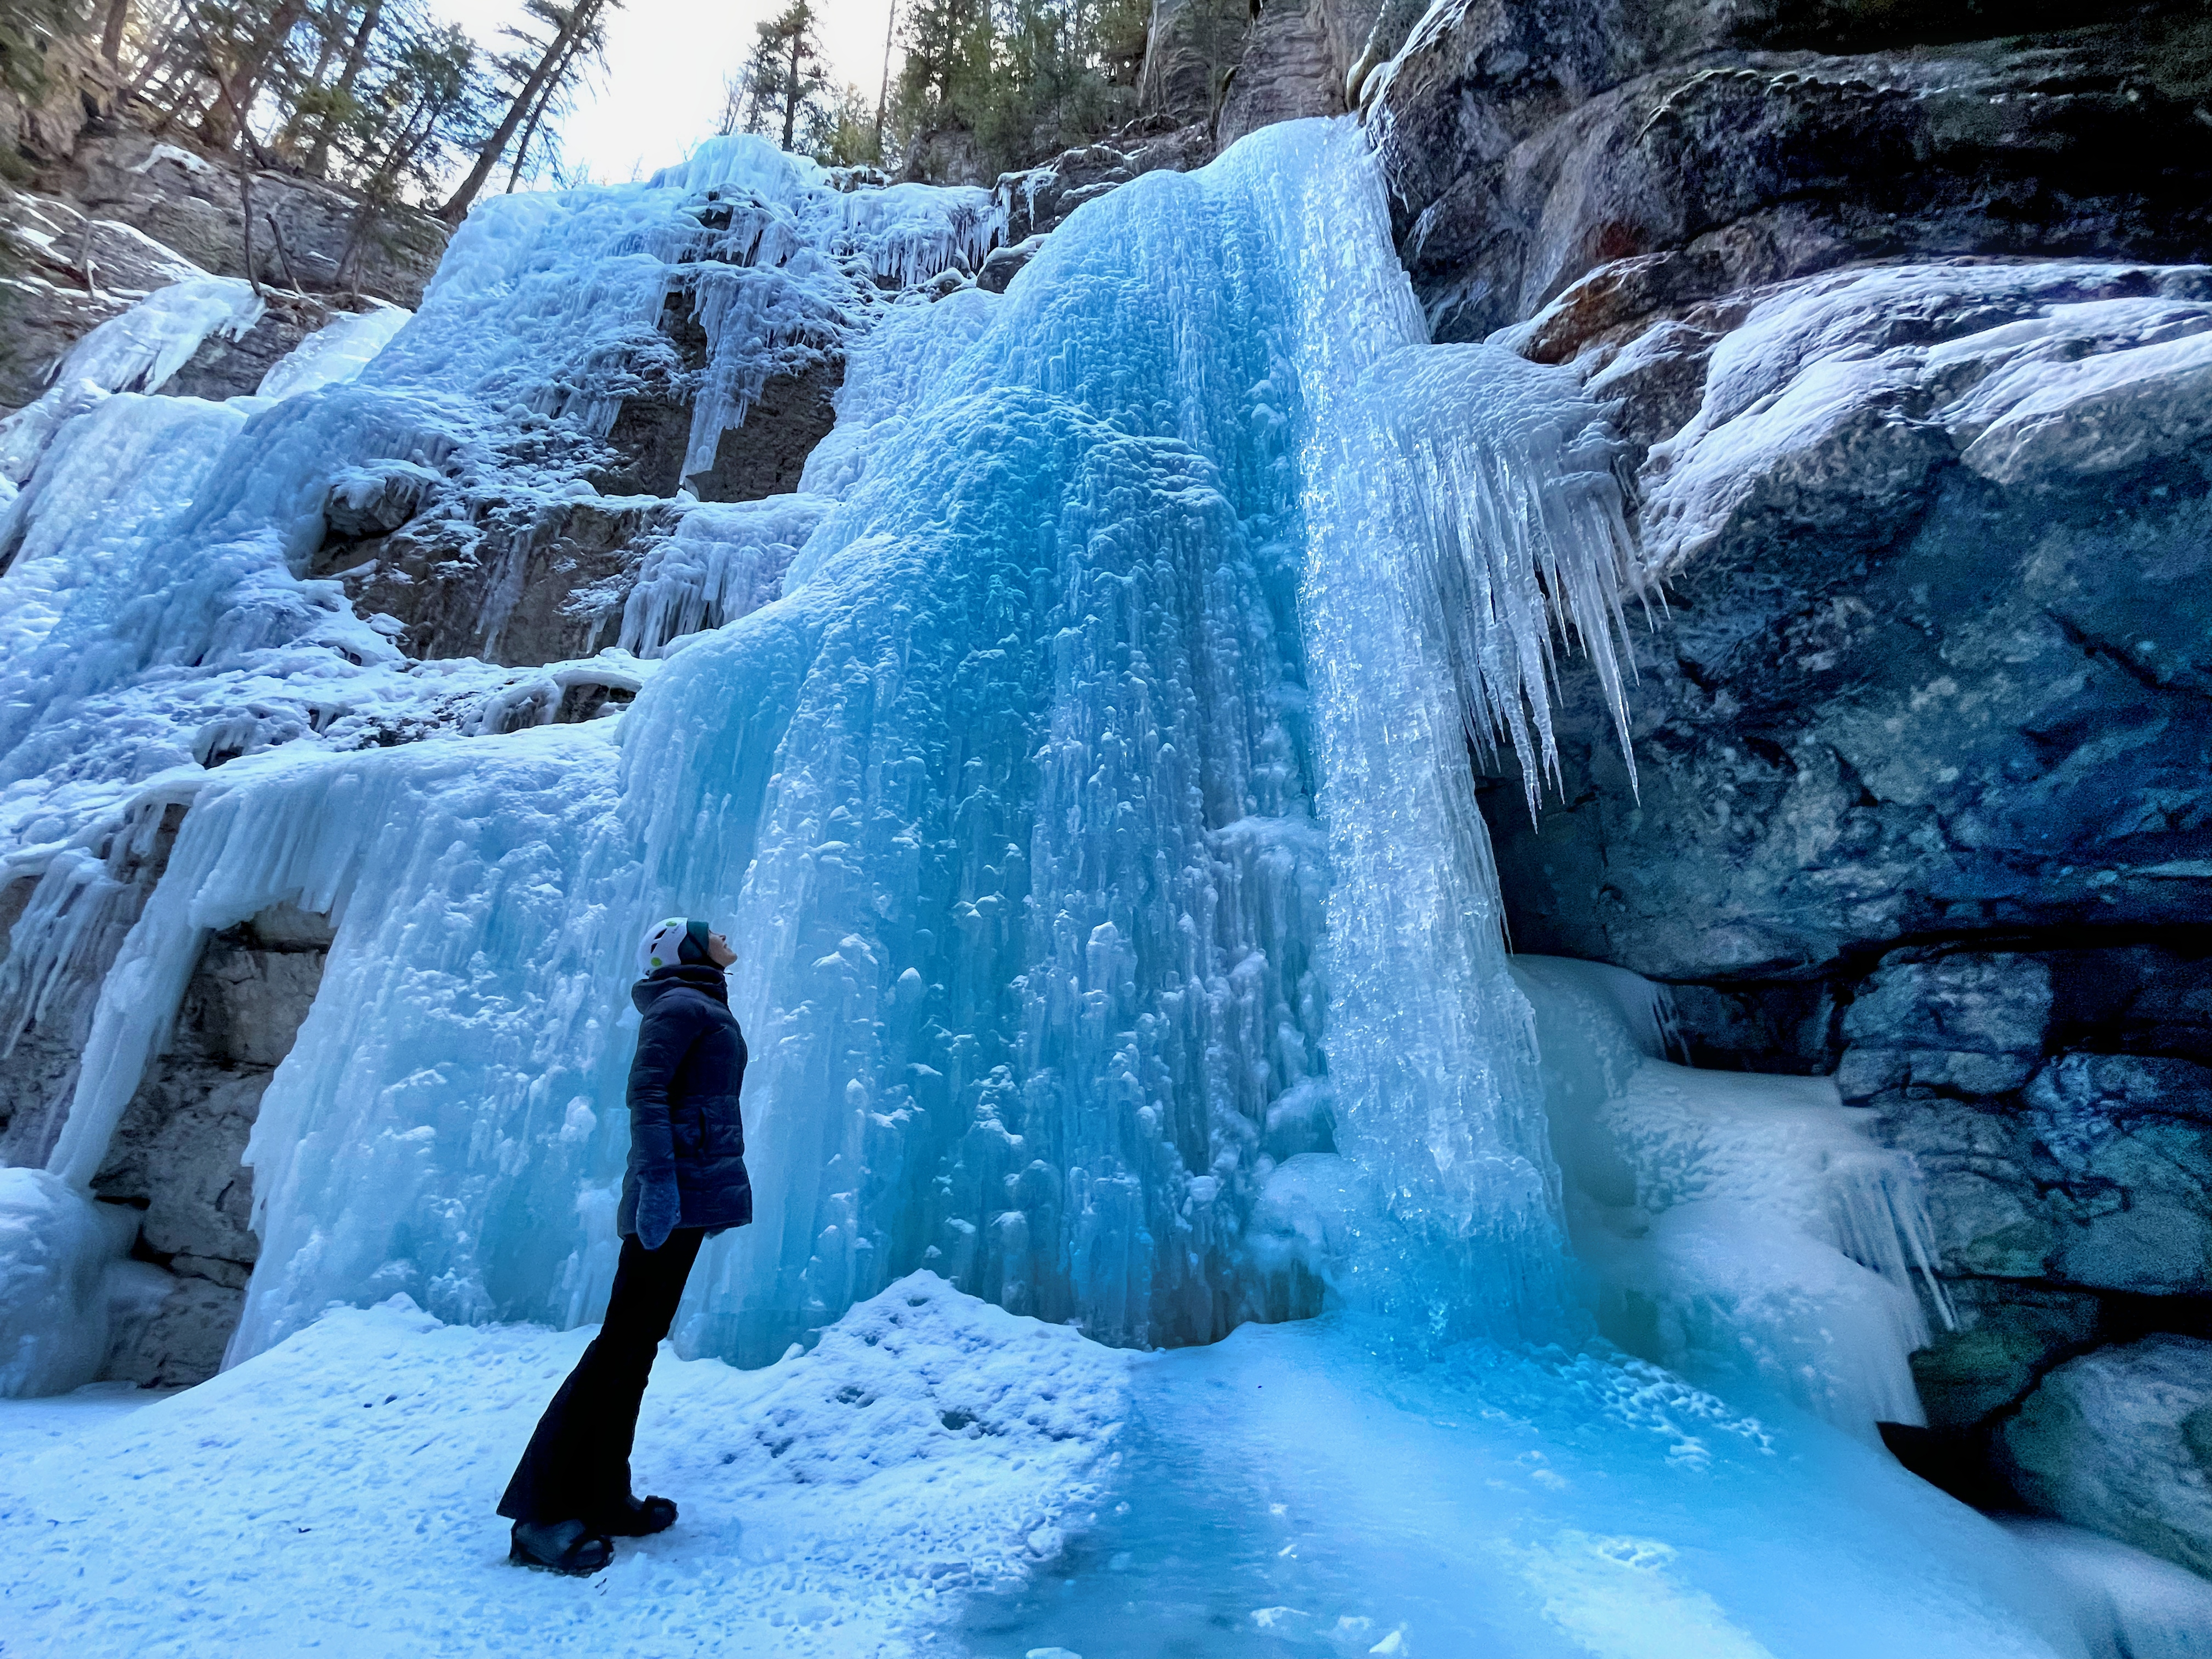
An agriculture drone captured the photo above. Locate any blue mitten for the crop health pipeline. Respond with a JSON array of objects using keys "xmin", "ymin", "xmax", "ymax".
[{"xmin": 637, "ymin": 1176, "xmax": 681, "ymax": 1251}]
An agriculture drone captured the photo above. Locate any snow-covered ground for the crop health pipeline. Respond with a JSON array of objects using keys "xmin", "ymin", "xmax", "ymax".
[
  {"xmin": 0, "ymin": 1273, "xmax": 1126, "ymax": 1658},
  {"xmin": 12, "ymin": 1271, "xmax": 2177, "ymax": 1659}
]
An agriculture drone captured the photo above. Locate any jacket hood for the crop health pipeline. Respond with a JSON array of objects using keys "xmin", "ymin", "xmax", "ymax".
[{"xmin": 631, "ymin": 962, "xmax": 729, "ymax": 1013}]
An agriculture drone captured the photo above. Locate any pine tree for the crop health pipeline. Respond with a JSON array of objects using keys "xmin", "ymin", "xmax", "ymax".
[
  {"xmin": 438, "ymin": 0, "xmax": 611, "ymax": 224},
  {"xmin": 885, "ymin": 0, "xmax": 1140, "ymax": 181},
  {"xmin": 735, "ymin": 0, "xmax": 830, "ymax": 153}
]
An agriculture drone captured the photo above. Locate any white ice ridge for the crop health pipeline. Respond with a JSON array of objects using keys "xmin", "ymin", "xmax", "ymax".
[
  {"xmin": 1514, "ymin": 955, "xmax": 1955, "ymax": 1436},
  {"xmin": 256, "ymin": 301, "xmax": 414, "ymax": 402},
  {"xmin": 617, "ymin": 495, "xmax": 827, "ymax": 656},
  {"xmin": 0, "ymin": 275, "xmax": 263, "ymax": 482},
  {"xmin": 6, "ymin": 118, "xmax": 1645, "ymax": 1387}
]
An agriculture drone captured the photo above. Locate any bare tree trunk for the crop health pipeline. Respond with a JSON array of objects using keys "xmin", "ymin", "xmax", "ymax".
[
  {"xmin": 782, "ymin": 26, "xmax": 800, "ymax": 150},
  {"xmin": 99, "ymin": 0, "xmax": 130, "ymax": 66},
  {"xmin": 506, "ymin": 30, "xmax": 579, "ymax": 192},
  {"xmin": 238, "ymin": 156, "xmax": 262, "ymax": 296},
  {"xmin": 200, "ymin": 0, "xmax": 306, "ymax": 151},
  {"xmin": 302, "ymin": 0, "xmax": 343, "ymax": 86},
  {"xmin": 266, "ymin": 211, "xmax": 305, "ymax": 291},
  {"xmin": 338, "ymin": 85, "xmax": 433, "ymax": 289},
  {"xmin": 128, "ymin": 15, "xmax": 191, "ymax": 102},
  {"xmin": 439, "ymin": 0, "xmax": 600, "ymax": 226}
]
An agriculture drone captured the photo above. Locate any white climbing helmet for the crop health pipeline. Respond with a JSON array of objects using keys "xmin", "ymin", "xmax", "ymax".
[{"xmin": 637, "ymin": 916, "xmax": 698, "ymax": 979}]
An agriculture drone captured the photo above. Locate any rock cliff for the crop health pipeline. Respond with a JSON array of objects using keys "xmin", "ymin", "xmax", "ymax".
[{"xmin": 1364, "ymin": 0, "xmax": 2212, "ymax": 1571}]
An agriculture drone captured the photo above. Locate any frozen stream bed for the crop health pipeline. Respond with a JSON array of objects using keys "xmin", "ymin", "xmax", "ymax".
[{"xmin": 1, "ymin": 1274, "xmax": 2139, "ymax": 1659}]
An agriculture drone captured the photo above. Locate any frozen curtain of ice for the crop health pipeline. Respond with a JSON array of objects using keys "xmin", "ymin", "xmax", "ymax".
[{"xmin": 0, "ymin": 122, "xmax": 1660, "ymax": 1380}]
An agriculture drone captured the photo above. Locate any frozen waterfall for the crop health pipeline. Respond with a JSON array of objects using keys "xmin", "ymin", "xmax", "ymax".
[
  {"xmin": 0, "ymin": 122, "xmax": 1650, "ymax": 1372},
  {"xmin": 0, "ymin": 118, "xmax": 2120, "ymax": 1659}
]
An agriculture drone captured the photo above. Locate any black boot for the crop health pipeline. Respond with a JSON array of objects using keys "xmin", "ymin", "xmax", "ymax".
[
  {"xmin": 594, "ymin": 1493, "xmax": 677, "ymax": 1537},
  {"xmin": 509, "ymin": 1518, "xmax": 613, "ymax": 1575}
]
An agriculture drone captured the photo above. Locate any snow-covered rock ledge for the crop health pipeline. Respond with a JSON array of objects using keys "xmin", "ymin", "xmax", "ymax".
[{"xmin": 0, "ymin": 1271, "xmax": 1128, "ymax": 1656}]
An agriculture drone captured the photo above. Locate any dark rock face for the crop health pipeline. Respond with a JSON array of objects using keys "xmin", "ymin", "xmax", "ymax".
[
  {"xmin": 37, "ymin": 129, "xmax": 446, "ymax": 309},
  {"xmin": 311, "ymin": 474, "xmax": 684, "ymax": 668},
  {"xmin": 1480, "ymin": 273, "xmax": 2212, "ymax": 1510},
  {"xmin": 1137, "ymin": 0, "xmax": 1259, "ymax": 124},
  {"xmin": 1363, "ymin": 0, "xmax": 2212, "ymax": 1556},
  {"xmin": 93, "ymin": 905, "xmax": 332, "ymax": 1387},
  {"xmin": 161, "ymin": 293, "xmax": 367, "ymax": 402},
  {"xmin": 997, "ymin": 123, "xmax": 1214, "ymax": 244},
  {"xmin": 0, "ymin": 122, "xmax": 445, "ymax": 412},
  {"xmin": 1998, "ymin": 1334, "xmax": 2212, "ymax": 1575},
  {"xmin": 0, "ymin": 802, "xmax": 187, "ymax": 1171},
  {"xmin": 1215, "ymin": 0, "xmax": 1361, "ymax": 147},
  {"xmin": 1488, "ymin": 444, "xmax": 2212, "ymax": 984},
  {"xmin": 976, "ymin": 234, "xmax": 1048, "ymax": 294},
  {"xmin": 1375, "ymin": 5, "xmax": 2212, "ymax": 340},
  {"xmin": 606, "ymin": 354, "xmax": 841, "ymax": 502},
  {"xmin": 303, "ymin": 259, "xmax": 850, "ymax": 671},
  {"xmin": 0, "ymin": 187, "xmax": 207, "ymax": 409},
  {"xmin": 0, "ymin": 31, "xmax": 113, "ymax": 168}
]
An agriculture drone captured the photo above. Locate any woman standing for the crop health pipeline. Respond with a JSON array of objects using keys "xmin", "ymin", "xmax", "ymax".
[{"xmin": 499, "ymin": 916, "xmax": 751, "ymax": 1574}]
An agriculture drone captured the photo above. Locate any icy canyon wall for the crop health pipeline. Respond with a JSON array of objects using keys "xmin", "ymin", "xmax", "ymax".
[
  {"xmin": 2, "ymin": 0, "xmax": 2209, "ymax": 1587},
  {"xmin": 1359, "ymin": 0, "xmax": 2212, "ymax": 1575}
]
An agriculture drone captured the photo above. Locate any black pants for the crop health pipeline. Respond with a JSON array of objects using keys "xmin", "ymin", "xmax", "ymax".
[{"xmin": 497, "ymin": 1228, "xmax": 704, "ymax": 1524}]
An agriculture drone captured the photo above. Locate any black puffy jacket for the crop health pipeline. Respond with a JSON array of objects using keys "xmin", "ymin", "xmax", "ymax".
[{"xmin": 616, "ymin": 964, "xmax": 752, "ymax": 1238}]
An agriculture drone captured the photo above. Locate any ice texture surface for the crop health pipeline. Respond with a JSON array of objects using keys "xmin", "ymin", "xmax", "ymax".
[
  {"xmin": 0, "ymin": 1168, "xmax": 139, "ymax": 1396},
  {"xmin": 255, "ymin": 301, "xmax": 413, "ymax": 402},
  {"xmin": 0, "ymin": 116, "xmax": 2133, "ymax": 1656},
  {"xmin": 1997, "ymin": 1520, "xmax": 2212, "ymax": 1659},
  {"xmin": 967, "ymin": 1313, "xmax": 2087, "ymax": 1659},
  {"xmin": 12, "ymin": 119, "xmax": 1640, "ymax": 1369},
  {"xmin": 0, "ymin": 276, "xmax": 262, "ymax": 484},
  {"xmin": 1515, "ymin": 956, "xmax": 1953, "ymax": 1436}
]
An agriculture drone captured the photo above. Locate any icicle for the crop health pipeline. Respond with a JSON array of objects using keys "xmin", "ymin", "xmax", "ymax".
[{"xmin": 1370, "ymin": 344, "xmax": 1646, "ymax": 808}]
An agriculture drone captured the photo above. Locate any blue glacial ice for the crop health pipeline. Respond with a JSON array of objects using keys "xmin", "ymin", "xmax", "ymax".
[{"xmin": 0, "ymin": 119, "xmax": 2143, "ymax": 1654}]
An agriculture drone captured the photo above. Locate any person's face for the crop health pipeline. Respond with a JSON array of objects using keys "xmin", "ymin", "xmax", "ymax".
[{"xmin": 706, "ymin": 930, "xmax": 737, "ymax": 968}]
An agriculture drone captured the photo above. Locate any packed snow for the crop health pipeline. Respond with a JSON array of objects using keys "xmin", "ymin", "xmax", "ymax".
[
  {"xmin": 1, "ymin": 1274, "xmax": 1128, "ymax": 1657},
  {"xmin": 1998, "ymin": 1521, "xmax": 2212, "ymax": 1659}
]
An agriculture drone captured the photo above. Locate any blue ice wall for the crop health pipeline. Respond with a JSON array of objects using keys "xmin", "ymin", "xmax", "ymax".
[{"xmin": 11, "ymin": 125, "xmax": 1640, "ymax": 1368}]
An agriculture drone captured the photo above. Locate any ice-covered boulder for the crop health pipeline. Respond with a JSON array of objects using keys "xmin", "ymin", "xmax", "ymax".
[
  {"xmin": 1514, "ymin": 955, "xmax": 1952, "ymax": 1437},
  {"xmin": 2000, "ymin": 1335, "xmax": 2212, "ymax": 1580}
]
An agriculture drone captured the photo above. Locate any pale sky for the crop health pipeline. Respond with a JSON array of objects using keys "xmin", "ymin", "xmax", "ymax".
[{"xmin": 432, "ymin": 0, "xmax": 900, "ymax": 185}]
